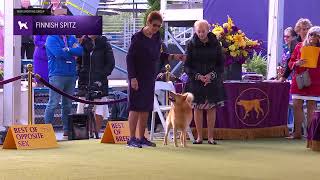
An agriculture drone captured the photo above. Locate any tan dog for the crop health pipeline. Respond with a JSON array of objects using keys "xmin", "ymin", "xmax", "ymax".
[
  {"xmin": 237, "ymin": 99, "xmax": 266, "ymax": 119},
  {"xmin": 163, "ymin": 92, "xmax": 194, "ymax": 147}
]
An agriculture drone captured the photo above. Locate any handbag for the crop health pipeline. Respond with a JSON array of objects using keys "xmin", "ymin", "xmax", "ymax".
[
  {"xmin": 68, "ymin": 114, "xmax": 89, "ymax": 140},
  {"xmin": 296, "ymin": 70, "xmax": 311, "ymax": 89}
]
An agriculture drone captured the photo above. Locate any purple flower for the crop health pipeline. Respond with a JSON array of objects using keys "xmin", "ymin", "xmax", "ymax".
[
  {"xmin": 224, "ymin": 27, "xmax": 229, "ymax": 34},
  {"xmin": 224, "ymin": 56, "xmax": 233, "ymax": 66},
  {"xmin": 232, "ymin": 26, "xmax": 238, "ymax": 32},
  {"xmin": 179, "ymin": 73, "xmax": 189, "ymax": 83}
]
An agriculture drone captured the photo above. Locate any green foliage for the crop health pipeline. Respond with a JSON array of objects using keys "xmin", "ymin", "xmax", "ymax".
[
  {"xmin": 143, "ymin": 0, "xmax": 163, "ymax": 37},
  {"xmin": 243, "ymin": 51, "xmax": 267, "ymax": 76},
  {"xmin": 144, "ymin": 0, "xmax": 161, "ymax": 25}
]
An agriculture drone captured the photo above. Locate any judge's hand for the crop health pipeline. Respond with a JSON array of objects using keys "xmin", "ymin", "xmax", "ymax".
[
  {"xmin": 295, "ymin": 59, "xmax": 305, "ymax": 67},
  {"xmin": 172, "ymin": 54, "xmax": 186, "ymax": 61}
]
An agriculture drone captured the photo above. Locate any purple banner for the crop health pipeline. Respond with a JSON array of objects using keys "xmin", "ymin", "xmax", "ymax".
[
  {"xmin": 204, "ymin": 0, "xmax": 320, "ymax": 54},
  {"xmin": 215, "ymin": 82, "xmax": 290, "ymax": 129},
  {"xmin": 14, "ymin": 16, "xmax": 102, "ymax": 35}
]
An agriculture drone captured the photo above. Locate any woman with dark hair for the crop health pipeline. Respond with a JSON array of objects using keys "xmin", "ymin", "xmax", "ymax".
[
  {"xmin": 280, "ymin": 18, "xmax": 312, "ymax": 82},
  {"xmin": 126, "ymin": 11, "xmax": 185, "ymax": 148},
  {"xmin": 279, "ymin": 27, "xmax": 298, "ymax": 81}
]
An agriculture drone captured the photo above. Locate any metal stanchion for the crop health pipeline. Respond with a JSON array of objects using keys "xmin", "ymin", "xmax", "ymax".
[
  {"xmin": 165, "ymin": 64, "xmax": 171, "ymax": 105},
  {"xmin": 27, "ymin": 64, "xmax": 33, "ymax": 125}
]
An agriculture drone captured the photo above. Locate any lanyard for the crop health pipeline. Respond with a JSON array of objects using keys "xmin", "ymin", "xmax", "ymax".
[{"xmin": 62, "ymin": 35, "xmax": 68, "ymax": 47}]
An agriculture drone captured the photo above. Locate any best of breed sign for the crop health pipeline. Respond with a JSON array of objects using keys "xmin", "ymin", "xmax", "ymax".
[
  {"xmin": 101, "ymin": 121, "xmax": 130, "ymax": 144},
  {"xmin": 101, "ymin": 121, "xmax": 148, "ymax": 144},
  {"xmin": 3, "ymin": 124, "xmax": 57, "ymax": 150}
]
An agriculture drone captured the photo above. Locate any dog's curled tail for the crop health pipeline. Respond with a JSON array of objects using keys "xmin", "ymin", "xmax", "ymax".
[{"xmin": 184, "ymin": 92, "xmax": 194, "ymax": 104}]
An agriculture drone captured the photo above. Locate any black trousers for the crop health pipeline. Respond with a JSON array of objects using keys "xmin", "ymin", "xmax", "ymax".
[{"xmin": 21, "ymin": 43, "xmax": 35, "ymax": 59}]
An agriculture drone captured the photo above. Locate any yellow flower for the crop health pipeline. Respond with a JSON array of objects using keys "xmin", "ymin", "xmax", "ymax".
[
  {"xmin": 212, "ymin": 25, "xmax": 224, "ymax": 37},
  {"xmin": 230, "ymin": 51, "xmax": 237, "ymax": 57},
  {"xmin": 226, "ymin": 35, "xmax": 233, "ymax": 42},
  {"xmin": 227, "ymin": 15, "xmax": 234, "ymax": 26},
  {"xmin": 242, "ymin": 50, "xmax": 248, "ymax": 57},
  {"xmin": 223, "ymin": 23, "xmax": 229, "ymax": 28},
  {"xmin": 228, "ymin": 44, "xmax": 236, "ymax": 51},
  {"xmin": 233, "ymin": 34, "xmax": 246, "ymax": 47},
  {"xmin": 246, "ymin": 39, "xmax": 259, "ymax": 46}
]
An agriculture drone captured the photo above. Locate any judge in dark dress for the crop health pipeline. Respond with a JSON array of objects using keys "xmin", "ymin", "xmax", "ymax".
[{"xmin": 126, "ymin": 11, "xmax": 185, "ymax": 148}]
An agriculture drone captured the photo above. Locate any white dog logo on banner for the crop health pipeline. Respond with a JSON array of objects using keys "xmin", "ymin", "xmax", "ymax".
[{"xmin": 18, "ymin": 21, "xmax": 28, "ymax": 30}]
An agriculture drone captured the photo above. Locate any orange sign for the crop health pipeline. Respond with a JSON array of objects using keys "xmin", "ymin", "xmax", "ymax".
[
  {"xmin": 301, "ymin": 46, "xmax": 320, "ymax": 68},
  {"xmin": 3, "ymin": 124, "xmax": 58, "ymax": 150},
  {"xmin": 101, "ymin": 121, "xmax": 148, "ymax": 144}
]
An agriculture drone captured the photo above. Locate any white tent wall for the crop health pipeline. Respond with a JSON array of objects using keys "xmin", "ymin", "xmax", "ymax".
[
  {"xmin": 267, "ymin": 0, "xmax": 284, "ymax": 79},
  {"xmin": 1, "ymin": 0, "xmax": 22, "ymax": 128}
]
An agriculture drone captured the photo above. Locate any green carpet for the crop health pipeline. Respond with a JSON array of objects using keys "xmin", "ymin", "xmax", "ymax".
[{"xmin": 0, "ymin": 138, "xmax": 319, "ymax": 180}]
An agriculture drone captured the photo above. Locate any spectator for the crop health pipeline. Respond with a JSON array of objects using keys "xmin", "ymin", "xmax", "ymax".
[
  {"xmin": 287, "ymin": 26, "xmax": 320, "ymax": 139},
  {"xmin": 76, "ymin": 35, "xmax": 115, "ymax": 133},
  {"xmin": 44, "ymin": 34, "xmax": 83, "ymax": 136}
]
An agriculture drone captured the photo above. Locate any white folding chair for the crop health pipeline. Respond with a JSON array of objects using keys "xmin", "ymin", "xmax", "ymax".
[{"xmin": 150, "ymin": 81, "xmax": 194, "ymax": 142}]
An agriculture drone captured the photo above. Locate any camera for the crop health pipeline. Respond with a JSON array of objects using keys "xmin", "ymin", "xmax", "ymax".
[{"xmin": 85, "ymin": 81, "xmax": 104, "ymax": 100}]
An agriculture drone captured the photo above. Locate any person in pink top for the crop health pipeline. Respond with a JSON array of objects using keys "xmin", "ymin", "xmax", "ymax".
[{"xmin": 288, "ymin": 26, "xmax": 320, "ymax": 139}]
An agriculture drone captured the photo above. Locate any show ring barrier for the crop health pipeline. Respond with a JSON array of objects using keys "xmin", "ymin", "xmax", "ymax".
[
  {"xmin": 3, "ymin": 64, "xmax": 57, "ymax": 150},
  {"xmin": 2, "ymin": 64, "xmax": 128, "ymax": 149}
]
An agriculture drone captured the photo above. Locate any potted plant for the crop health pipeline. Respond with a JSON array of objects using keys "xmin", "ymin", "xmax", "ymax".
[{"xmin": 243, "ymin": 51, "xmax": 267, "ymax": 77}]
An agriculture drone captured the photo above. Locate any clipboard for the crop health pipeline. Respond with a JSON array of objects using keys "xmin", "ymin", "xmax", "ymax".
[{"xmin": 300, "ymin": 46, "xmax": 320, "ymax": 68}]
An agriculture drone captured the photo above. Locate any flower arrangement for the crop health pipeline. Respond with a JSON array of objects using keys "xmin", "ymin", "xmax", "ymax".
[
  {"xmin": 0, "ymin": 62, "xmax": 3, "ymax": 79},
  {"xmin": 212, "ymin": 16, "xmax": 261, "ymax": 66}
]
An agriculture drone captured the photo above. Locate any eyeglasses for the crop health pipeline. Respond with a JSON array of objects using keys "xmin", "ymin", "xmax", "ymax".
[
  {"xmin": 152, "ymin": 24, "xmax": 161, "ymax": 28},
  {"xmin": 309, "ymin": 33, "xmax": 320, "ymax": 38}
]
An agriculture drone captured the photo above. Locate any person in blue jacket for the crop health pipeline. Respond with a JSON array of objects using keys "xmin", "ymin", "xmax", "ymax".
[{"xmin": 44, "ymin": 35, "xmax": 83, "ymax": 136}]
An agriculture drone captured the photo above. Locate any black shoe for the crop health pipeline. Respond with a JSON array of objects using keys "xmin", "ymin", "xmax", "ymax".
[
  {"xmin": 127, "ymin": 137, "xmax": 142, "ymax": 148},
  {"xmin": 193, "ymin": 140, "xmax": 203, "ymax": 144},
  {"xmin": 138, "ymin": 137, "xmax": 156, "ymax": 147},
  {"xmin": 208, "ymin": 140, "xmax": 217, "ymax": 145}
]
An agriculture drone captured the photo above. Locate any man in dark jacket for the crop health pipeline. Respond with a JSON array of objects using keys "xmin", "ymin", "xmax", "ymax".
[{"xmin": 77, "ymin": 35, "xmax": 115, "ymax": 133}]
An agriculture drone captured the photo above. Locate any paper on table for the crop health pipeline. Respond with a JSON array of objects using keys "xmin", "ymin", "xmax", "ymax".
[{"xmin": 300, "ymin": 46, "xmax": 320, "ymax": 68}]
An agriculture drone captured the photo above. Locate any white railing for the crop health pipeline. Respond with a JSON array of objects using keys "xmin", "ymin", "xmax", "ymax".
[
  {"xmin": 168, "ymin": 27, "xmax": 193, "ymax": 45},
  {"xmin": 162, "ymin": 0, "xmax": 203, "ymax": 10},
  {"xmin": 104, "ymin": 17, "xmax": 144, "ymax": 50}
]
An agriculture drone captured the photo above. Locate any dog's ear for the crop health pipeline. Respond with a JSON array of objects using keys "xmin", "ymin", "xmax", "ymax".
[{"xmin": 182, "ymin": 94, "xmax": 188, "ymax": 101}]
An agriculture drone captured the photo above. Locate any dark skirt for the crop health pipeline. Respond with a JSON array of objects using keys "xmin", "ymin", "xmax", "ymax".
[{"xmin": 127, "ymin": 77, "xmax": 155, "ymax": 112}]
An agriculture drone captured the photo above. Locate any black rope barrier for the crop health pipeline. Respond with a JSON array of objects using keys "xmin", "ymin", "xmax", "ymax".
[
  {"xmin": 0, "ymin": 75, "xmax": 23, "ymax": 85},
  {"xmin": 34, "ymin": 74, "xmax": 127, "ymax": 105}
]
